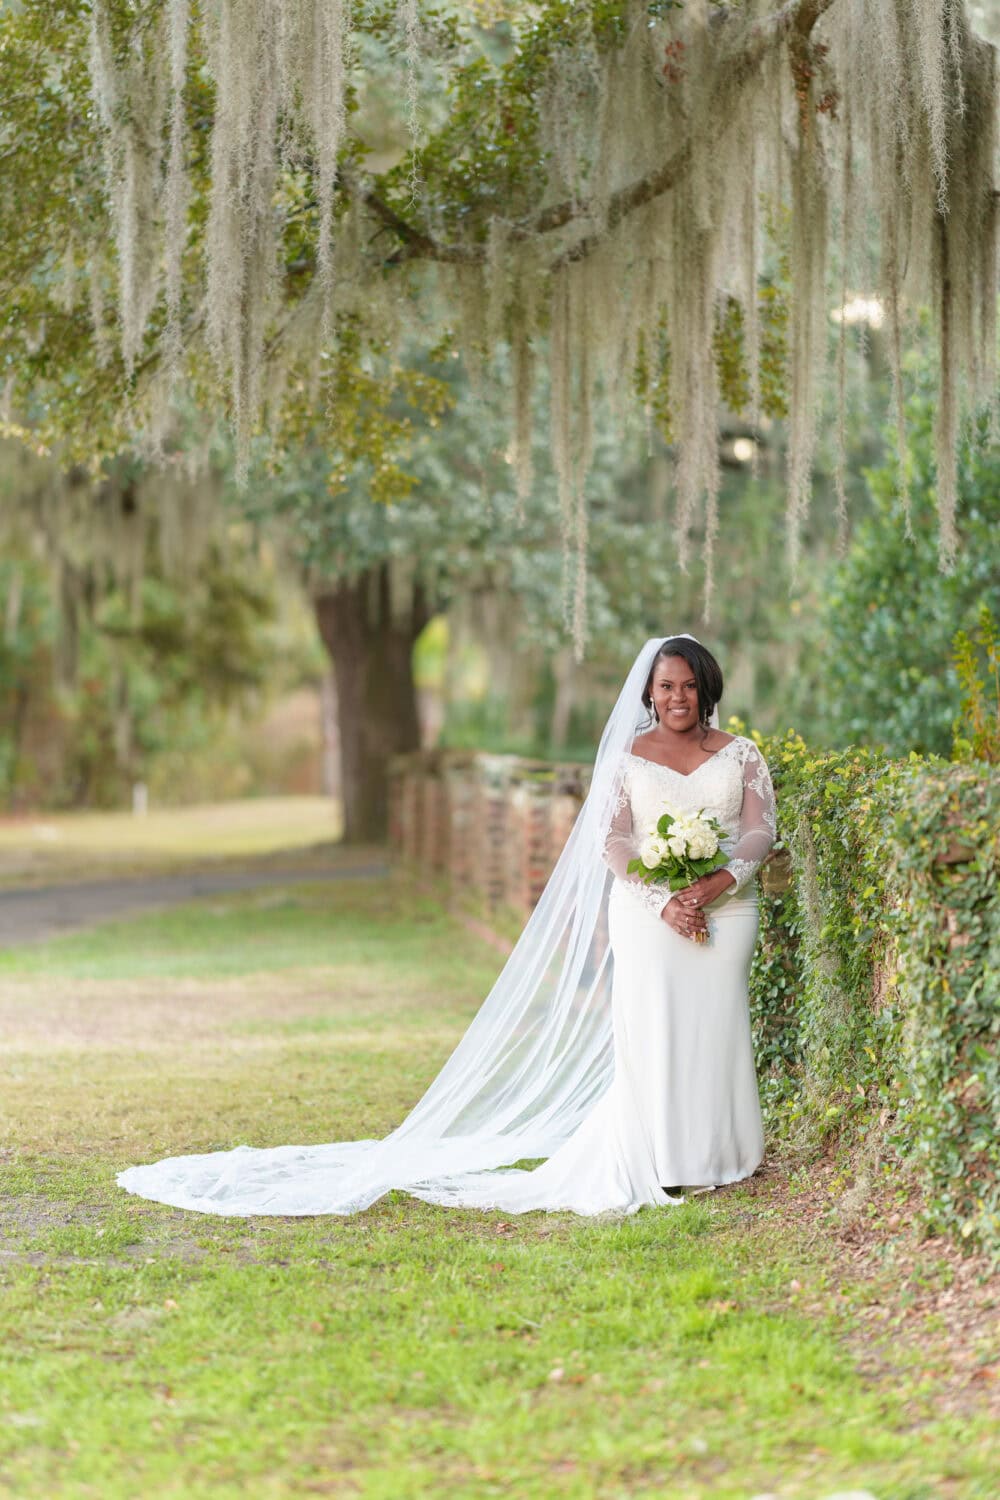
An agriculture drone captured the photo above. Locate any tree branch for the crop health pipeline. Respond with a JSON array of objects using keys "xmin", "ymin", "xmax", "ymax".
[
  {"xmin": 362, "ymin": 189, "xmax": 481, "ymax": 265},
  {"xmin": 39, "ymin": 0, "xmax": 844, "ymax": 412},
  {"xmin": 372, "ymin": 0, "xmax": 843, "ymax": 270}
]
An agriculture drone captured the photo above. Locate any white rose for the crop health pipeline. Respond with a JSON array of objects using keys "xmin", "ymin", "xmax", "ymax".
[
  {"xmin": 684, "ymin": 817, "xmax": 717, "ymax": 856},
  {"xmin": 639, "ymin": 837, "xmax": 662, "ymax": 869},
  {"xmin": 667, "ymin": 834, "xmax": 687, "ymax": 858}
]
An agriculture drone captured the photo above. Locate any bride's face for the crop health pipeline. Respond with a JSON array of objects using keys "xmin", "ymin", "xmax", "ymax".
[{"xmin": 650, "ymin": 655, "xmax": 701, "ymax": 731}]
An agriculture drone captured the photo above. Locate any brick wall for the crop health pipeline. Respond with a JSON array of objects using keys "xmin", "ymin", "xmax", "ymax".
[{"xmin": 388, "ymin": 750, "xmax": 591, "ymax": 920}]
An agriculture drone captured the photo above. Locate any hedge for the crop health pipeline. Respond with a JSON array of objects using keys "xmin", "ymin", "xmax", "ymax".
[{"xmin": 748, "ymin": 726, "xmax": 1000, "ymax": 1256}]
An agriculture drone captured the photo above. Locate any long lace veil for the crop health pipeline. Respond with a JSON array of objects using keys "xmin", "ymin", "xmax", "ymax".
[{"xmin": 118, "ymin": 634, "xmax": 707, "ymax": 1215}]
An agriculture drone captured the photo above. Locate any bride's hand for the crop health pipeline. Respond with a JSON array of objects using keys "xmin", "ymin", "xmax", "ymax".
[
  {"xmin": 676, "ymin": 869, "xmax": 736, "ymax": 911},
  {"xmin": 662, "ymin": 899, "xmax": 708, "ymax": 942}
]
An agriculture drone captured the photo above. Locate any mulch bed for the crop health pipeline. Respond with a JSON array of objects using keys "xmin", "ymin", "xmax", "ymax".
[{"xmin": 743, "ymin": 1154, "xmax": 1000, "ymax": 1421}]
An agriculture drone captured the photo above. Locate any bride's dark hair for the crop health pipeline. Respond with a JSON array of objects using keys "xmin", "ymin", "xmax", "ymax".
[{"xmin": 642, "ymin": 637, "xmax": 724, "ymax": 728}]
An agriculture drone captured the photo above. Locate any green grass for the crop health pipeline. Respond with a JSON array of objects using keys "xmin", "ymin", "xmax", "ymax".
[
  {"xmin": 0, "ymin": 874, "xmax": 996, "ymax": 1498},
  {"xmin": 0, "ymin": 887, "xmax": 434, "ymax": 980}
]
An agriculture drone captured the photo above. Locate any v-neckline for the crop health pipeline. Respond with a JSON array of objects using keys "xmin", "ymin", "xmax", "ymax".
[{"xmin": 626, "ymin": 738, "xmax": 739, "ymax": 780}]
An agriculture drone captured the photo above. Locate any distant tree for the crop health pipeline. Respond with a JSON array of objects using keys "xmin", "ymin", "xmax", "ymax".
[
  {"xmin": 0, "ymin": 444, "xmax": 279, "ymax": 807},
  {"xmin": 244, "ymin": 359, "xmax": 719, "ymax": 840},
  {"xmin": 796, "ymin": 375, "xmax": 1000, "ymax": 756}
]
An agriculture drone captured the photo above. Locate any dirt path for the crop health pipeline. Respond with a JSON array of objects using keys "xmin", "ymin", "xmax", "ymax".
[{"xmin": 0, "ymin": 861, "xmax": 388, "ymax": 945}]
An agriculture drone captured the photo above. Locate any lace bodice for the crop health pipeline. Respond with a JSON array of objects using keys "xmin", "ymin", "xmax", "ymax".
[{"xmin": 601, "ymin": 736, "xmax": 777, "ymax": 919}]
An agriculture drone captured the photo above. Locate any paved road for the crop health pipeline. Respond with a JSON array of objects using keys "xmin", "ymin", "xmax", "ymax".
[{"xmin": 0, "ymin": 863, "xmax": 388, "ymax": 946}]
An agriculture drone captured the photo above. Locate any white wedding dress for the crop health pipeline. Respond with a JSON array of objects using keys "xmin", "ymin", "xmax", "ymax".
[
  {"xmin": 406, "ymin": 736, "xmax": 775, "ymax": 1214},
  {"xmin": 117, "ymin": 637, "xmax": 776, "ymax": 1219}
]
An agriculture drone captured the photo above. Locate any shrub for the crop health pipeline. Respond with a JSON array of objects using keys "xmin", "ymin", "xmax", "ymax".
[{"xmin": 750, "ymin": 728, "xmax": 1000, "ymax": 1255}]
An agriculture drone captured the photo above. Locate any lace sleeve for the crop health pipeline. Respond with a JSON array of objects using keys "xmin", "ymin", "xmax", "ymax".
[
  {"xmin": 601, "ymin": 765, "xmax": 673, "ymax": 919},
  {"xmin": 726, "ymin": 740, "xmax": 777, "ymax": 893}
]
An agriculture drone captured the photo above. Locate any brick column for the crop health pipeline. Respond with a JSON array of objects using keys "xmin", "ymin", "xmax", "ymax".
[
  {"xmin": 420, "ymin": 764, "xmax": 447, "ymax": 874},
  {"xmin": 472, "ymin": 755, "xmax": 512, "ymax": 911},
  {"xmin": 507, "ymin": 763, "xmax": 556, "ymax": 917},
  {"xmin": 443, "ymin": 754, "xmax": 478, "ymax": 896}
]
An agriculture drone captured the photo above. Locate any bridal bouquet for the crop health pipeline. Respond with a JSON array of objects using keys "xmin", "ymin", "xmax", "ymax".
[{"xmin": 627, "ymin": 804, "xmax": 729, "ymax": 892}]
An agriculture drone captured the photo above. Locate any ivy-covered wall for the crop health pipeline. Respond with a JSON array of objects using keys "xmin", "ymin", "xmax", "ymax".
[
  {"xmin": 390, "ymin": 739, "xmax": 1000, "ymax": 1255},
  {"xmin": 751, "ymin": 730, "xmax": 1000, "ymax": 1257}
]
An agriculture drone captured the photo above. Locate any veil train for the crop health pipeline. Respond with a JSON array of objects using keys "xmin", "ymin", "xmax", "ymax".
[{"xmin": 117, "ymin": 635, "xmax": 700, "ymax": 1216}]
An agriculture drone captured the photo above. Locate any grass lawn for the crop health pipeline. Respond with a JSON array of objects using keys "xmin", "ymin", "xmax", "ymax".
[{"xmin": 0, "ymin": 873, "xmax": 996, "ymax": 1499}]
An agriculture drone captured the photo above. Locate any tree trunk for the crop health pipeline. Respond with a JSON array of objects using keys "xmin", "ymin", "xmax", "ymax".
[
  {"xmin": 313, "ymin": 564, "xmax": 432, "ymax": 844},
  {"xmin": 319, "ymin": 667, "xmax": 340, "ymax": 799}
]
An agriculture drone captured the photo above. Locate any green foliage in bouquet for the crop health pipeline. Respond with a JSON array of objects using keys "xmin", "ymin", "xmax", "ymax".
[{"xmin": 625, "ymin": 808, "xmax": 730, "ymax": 892}]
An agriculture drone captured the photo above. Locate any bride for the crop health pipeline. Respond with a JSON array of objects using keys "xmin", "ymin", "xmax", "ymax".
[{"xmin": 118, "ymin": 633, "xmax": 776, "ymax": 1217}]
